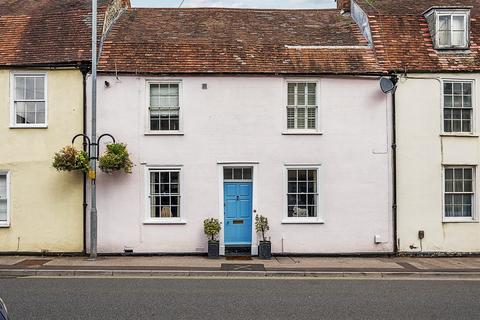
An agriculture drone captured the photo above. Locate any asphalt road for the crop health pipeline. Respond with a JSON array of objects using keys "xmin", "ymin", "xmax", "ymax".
[{"xmin": 0, "ymin": 278, "xmax": 479, "ymax": 320}]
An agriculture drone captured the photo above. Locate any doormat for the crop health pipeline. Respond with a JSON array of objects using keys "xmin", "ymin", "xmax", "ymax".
[
  {"xmin": 14, "ymin": 259, "xmax": 51, "ymax": 267},
  {"xmin": 226, "ymin": 256, "xmax": 252, "ymax": 261},
  {"xmin": 221, "ymin": 263, "xmax": 265, "ymax": 271}
]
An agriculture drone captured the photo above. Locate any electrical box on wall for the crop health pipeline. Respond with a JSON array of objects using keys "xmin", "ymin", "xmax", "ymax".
[{"xmin": 374, "ymin": 235, "xmax": 385, "ymax": 244}]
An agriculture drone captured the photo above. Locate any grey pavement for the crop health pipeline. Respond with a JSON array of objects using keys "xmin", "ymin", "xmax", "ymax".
[
  {"xmin": 1, "ymin": 278, "xmax": 479, "ymax": 320},
  {"xmin": 0, "ymin": 256, "xmax": 480, "ymax": 279}
]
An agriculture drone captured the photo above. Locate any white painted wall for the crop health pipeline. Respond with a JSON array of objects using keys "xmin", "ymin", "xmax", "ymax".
[
  {"xmin": 88, "ymin": 75, "xmax": 393, "ymax": 254},
  {"xmin": 396, "ymin": 73, "xmax": 480, "ymax": 253}
]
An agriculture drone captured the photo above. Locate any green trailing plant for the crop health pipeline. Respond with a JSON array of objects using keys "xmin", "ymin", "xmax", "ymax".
[
  {"xmin": 98, "ymin": 143, "xmax": 133, "ymax": 174},
  {"xmin": 203, "ymin": 218, "xmax": 221, "ymax": 242},
  {"xmin": 52, "ymin": 145, "xmax": 90, "ymax": 173},
  {"xmin": 255, "ymin": 214, "xmax": 270, "ymax": 242}
]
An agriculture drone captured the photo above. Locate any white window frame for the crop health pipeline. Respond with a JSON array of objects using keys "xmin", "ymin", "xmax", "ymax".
[
  {"xmin": 441, "ymin": 79, "xmax": 476, "ymax": 135},
  {"xmin": 283, "ymin": 79, "xmax": 322, "ymax": 135},
  {"xmin": 10, "ymin": 72, "xmax": 48, "ymax": 128},
  {"xmin": 143, "ymin": 165, "xmax": 186, "ymax": 224},
  {"xmin": 435, "ymin": 10, "xmax": 469, "ymax": 49},
  {"xmin": 282, "ymin": 164, "xmax": 324, "ymax": 224},
  {"xmin": 442, "ymin": 165, "xmax": 477, "ymax": 223},
  {"xmin": 0, "ymin": 171, "xmax": 11, "ymax": 227},
  {"xmin": 145, "ymin": 80, "xmax": 183, "ymax": 135}
]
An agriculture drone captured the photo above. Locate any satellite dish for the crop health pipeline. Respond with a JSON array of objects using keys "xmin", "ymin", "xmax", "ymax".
[{"xmin": 380, "ymin": 77, "xmax": 397, "ymax": 93}]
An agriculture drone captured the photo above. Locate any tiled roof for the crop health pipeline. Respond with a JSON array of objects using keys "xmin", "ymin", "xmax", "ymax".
[
  {"xmin": 0, "ymin": 0, "xmax": 110, "ymax": 67},
  {"xmin": 97, "ymin": 8, "xmax": 384, "ymax": 75},
  {"xmin": 355, "ymin": 0, "xmax": 480, "ymax": 72}
]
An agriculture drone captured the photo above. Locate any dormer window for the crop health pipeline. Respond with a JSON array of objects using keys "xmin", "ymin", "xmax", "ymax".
[
  {"xmin": 438, "ymin": 13, "xmax": 467, "ymax": 48},
  {"xmin": 425, "ymin": 9, "xmax": 470, "ymax": 50}
]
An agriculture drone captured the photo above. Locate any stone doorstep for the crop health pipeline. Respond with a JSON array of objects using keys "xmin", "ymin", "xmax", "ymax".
[{"xmin": 0, "ymin": 269, "xmax": 479, "ymax": 279}]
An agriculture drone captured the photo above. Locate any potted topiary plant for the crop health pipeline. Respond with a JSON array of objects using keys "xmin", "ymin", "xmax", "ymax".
[
  {"xmin": 52, "ymin": 145, "xmax": 90, "ymax": 173},
  {"xmin": 98, "ymin": 143, "xmax": 133, "ymax": 174},
  {"xmin": 255, "ymin": 214, "xmax": 271, "ymax": 259},
  {"xmin": 203, "ymin": 218, "xmax": 221, "ymax": 259}
]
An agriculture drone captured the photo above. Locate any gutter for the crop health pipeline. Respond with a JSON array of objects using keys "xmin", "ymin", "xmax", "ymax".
[
  {"xmin": 97, "ymin": 71, "xmax": 389, "ymax": 78},
  {"xmin": 79, "ymin": 63, "xmax": 91, "ymax": 255}
]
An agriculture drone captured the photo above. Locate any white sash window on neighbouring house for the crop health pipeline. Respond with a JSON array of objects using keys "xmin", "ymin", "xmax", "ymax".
[
  {"xmin": 444, "ymin": 167, "xmax": 475, "ymax": 220},
  {"xmin": 443, "ymin": 81, "xmax": 473, "ymax": 133},
  {"xmin": 0, "ymin": 173, "xmax": 9, "ymax": 226},
  {"xmin": 149, "ymin": 82, "xmax": 180, "ymax": 131},
  {"xmin": 287, "ymin": 82, "xmax": 317, "ymax": 130},
  {"xmin": 12, "ymin": 73, "xmax": 47, "ymax": 127}
]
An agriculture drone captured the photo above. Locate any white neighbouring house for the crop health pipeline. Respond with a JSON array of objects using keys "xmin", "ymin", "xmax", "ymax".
[
  {"xmin": 87, "ymin": 6, "xmax": 395, "ymax": 254},
  {"xmin": 353, "ymin": 0, "xmax": 480, "ymax": 253}
]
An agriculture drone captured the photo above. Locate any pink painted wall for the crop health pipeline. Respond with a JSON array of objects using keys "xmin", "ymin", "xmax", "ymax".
[{"xmin": 87, "ymin": 75, "xmax": 393, "ymax": 254}]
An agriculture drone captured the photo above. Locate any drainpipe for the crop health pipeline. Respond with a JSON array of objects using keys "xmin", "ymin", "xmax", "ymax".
[
  {"xmin": 390, "ymin": 74, "xmax": 399, "ymax": 254},
  {"xmin": 79, "ymin": 63, "xmax": 90, "ymax": 255}
]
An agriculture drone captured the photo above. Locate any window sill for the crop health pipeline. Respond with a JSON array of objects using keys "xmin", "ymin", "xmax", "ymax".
[
  {"xmin": 0, "ymin": 223, "xmax": 10, "ymax": 228},
  {"xmin": 144, "ymin": 131, "xmax": 184, "ymax": 136},
  {"xmin": 10, "ymin": 125, "xmax": 48, "ymax": 129},
  {"xmin": 143, "ymin": 219, "xmax": 187, "ymax": 225},
  {"xmin": 443, "ymin": 218, "xmax": 478, "ymax": 223},
  {"xmin": 281, "ymin": 219, "xmax": 324, "ymax": 224},
  {"xmin": 440, "ymin": 133, "xmax": 479, "ymax": 138},
  {"xmin": 282, "ymin": 131, "xmax": 323, "ymax": 136}
]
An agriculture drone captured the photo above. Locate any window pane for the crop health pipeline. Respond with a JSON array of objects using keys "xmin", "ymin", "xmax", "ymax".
[
  {"xmin": 224, "ymin": 168, "xmax": 233, "ymax": 180},
  {"xmin": 452, "ymin": 16, "xmax": 465, "ymax": 46},
  {"xmin": 0, "ymin": 175, "xmax": 7, "ymax": 222},
  {"xmin": 288, "ymin": 170, "xmax": 297, "ymax": 181},
  {"xmin": 297, "ymin": 107, "xmax": 305, "ymax": 129},
  {"xmin": 444, "ymin": 82, "xmax": 452, "ymax": 94},
  {"xmin": 298, "ymin": 182, "xmax": 307, "ymax": 193},
  {"xmin": 439, "ymin": 15, "xmax": 451, "ymax": 31},
  {"xmin": 453, "ymin": 96, "xmax": 463, "ymax": 108},
  {"xmin": 243, "ymin": 168, "xmax": 252, "ymax": 180},
  {"xmin": 452, "ymin": 31, "xmax": 465, "ymax": 46},
  {"xmin": 288, "ymin": 181, "xmax": 297, "ymax": 193},
  {"xmin": 160, "ymin": 172, "xmax": 169, "ymax": 183},
  {"xmin": 297, "ymin": 83, "xmax": 306, "ymax": 105},
  {"xmin": 444, "ymin": 95, "xmax": 453, "ymax": 108},
  {"xmin": 15, "ymin": 76, "xmax": 25, "ymax": 99},
  {"xmin": 463, "ymin": 83, "xmax": 472, "ymax": 95},
  {"xmin": 25, "ymin": 77, "xmax": 35, "ymax": 99},
  {"xmin": 307, "ymin": 206, "xmax": 316, "ymax": 217},
  {"xmin": 288, "ymin": 194, "xmax": 296, "ymax": 206},
  {"xmin": 287, "ymin": 107, "xmax": 295, "ymax": 129},
  {"xmin": 234, "ymin": 168, "xmax": 242, "ymax": 180},
  {"xmin": 298, "ymin": 170, "xmax": 307, "ymax": 181},
  {"xmin": 35, "ymin": 77, "xmax": 45, "ymax": 99},
  {"xmin": 438, "ymin": 30, "xmax": 450, "ymax": 46}
]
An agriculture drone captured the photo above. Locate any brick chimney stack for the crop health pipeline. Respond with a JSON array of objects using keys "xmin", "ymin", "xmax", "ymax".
[{"xmin": 337, "ymin": 0, "xmax": 351, "ymax": 12}]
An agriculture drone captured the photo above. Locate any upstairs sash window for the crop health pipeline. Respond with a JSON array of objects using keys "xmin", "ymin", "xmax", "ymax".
[
  {"xmin": 149, "ymin": 83, "xmax": 180, "ymax": 131},
  {"xmin": 12, "ymin": 74, "xmax": 46, "ymax": 126}
]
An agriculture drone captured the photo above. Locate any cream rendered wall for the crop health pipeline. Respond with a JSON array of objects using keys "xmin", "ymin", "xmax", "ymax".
[
  {"xmin": 90, "ymin": 75, "xmax": 393, "ymax": 254},
  {"xmin": 0, "ymin": 69, "xmax": 84, "ymax": 252},
  {"xmin": 396, "ymin": 73, "xmax": 480, "ymax": 253}
]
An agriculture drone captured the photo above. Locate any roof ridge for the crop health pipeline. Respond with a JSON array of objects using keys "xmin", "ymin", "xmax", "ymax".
[{"xmin": 131, "ymin": 7, "xmax": 340, "ymax": 12}]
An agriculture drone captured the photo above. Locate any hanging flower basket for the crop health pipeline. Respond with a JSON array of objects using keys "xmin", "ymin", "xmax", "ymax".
[
  {"xmin": 52, "ymin": 145, "xmax": 90, "ymax": 173},
  {"xmin": 98, "ymin": 143, "xmax": 133, "ymax": 174}
]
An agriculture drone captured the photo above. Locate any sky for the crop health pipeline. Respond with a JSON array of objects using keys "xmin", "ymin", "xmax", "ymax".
[{"xmin": 130, "ymin": 0, "xmax": 336, "ymax": 9}]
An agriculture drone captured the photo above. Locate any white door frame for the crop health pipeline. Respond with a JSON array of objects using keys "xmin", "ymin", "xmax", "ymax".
[{"xmin": 217, "ymin": 162, "xmax": 259, "ymax": 256}]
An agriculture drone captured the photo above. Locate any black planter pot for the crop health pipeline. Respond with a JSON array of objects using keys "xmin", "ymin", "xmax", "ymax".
[
  {"xmin": 258, "ymin": 241, "xmax": 272, "ymax": 260},
  {"xmin": 208, "ymin": 241, "xmax": 220, "ymax": 259}
]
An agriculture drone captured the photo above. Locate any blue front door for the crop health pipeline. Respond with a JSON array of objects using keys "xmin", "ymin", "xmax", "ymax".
[{"xmin": 224, "ymin": 182, "xmax": 253, "ymax": 245}]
